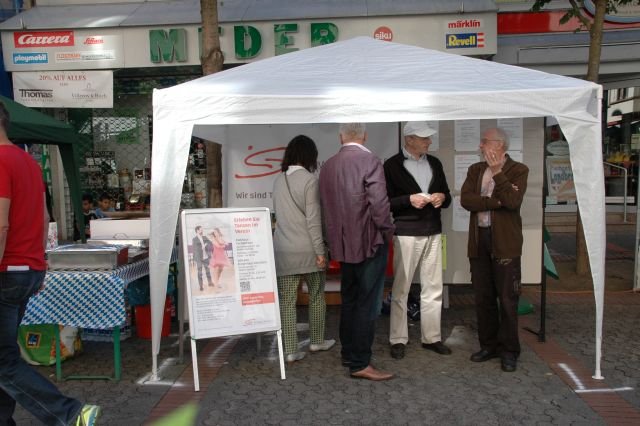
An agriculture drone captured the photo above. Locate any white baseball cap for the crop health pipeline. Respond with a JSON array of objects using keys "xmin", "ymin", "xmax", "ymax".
[{"xmin": 403, "ymin": 121, "xmax": 437, "ymax": 138}]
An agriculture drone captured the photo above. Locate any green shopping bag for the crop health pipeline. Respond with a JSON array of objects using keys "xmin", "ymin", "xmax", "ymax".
[{"xmin": 18, "ymin": 324, "xmax": 81, "ymax": 366}]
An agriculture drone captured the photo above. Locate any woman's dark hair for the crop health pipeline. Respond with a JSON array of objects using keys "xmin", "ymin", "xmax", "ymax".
[{"xmin": 281, "ymin": 135, "xmax": 318, "ymax": 172}]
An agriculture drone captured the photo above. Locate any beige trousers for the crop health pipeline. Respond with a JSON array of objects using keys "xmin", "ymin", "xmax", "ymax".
[{"xmin": 389, "ymin": 234, "xmax": 443, "ymax": 345}]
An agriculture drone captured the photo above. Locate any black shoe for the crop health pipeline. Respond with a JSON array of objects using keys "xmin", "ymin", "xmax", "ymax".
[
  {"xmin": 501, "ymin": 355, "xmax": 517, "ymax": 372},
  {"xmin": 390, "ymin": 343, "xmax": 405, "ymax": 359},
  {"xmin": 422, "ymin": 341, "xmax": 452, "ymax": 355},
  {"xmin": 470, "ymin": 349, "xmax": 499, "ymax": 362}
]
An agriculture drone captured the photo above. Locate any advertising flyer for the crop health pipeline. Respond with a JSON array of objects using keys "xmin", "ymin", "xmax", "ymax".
[{"xmin": 180, "ymin": 207, "xmax": 280, "ymax": 339}]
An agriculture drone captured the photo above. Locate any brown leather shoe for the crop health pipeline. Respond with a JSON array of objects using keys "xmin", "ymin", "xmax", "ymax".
[{"xmin": 350, "ymin": 365, "xmax": 394, "ymax": 381}]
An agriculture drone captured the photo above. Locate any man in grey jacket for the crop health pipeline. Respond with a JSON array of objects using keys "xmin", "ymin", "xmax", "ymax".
[{"xmin": 319, "ymin": 123, "xmax": 395, "ymax": 381}]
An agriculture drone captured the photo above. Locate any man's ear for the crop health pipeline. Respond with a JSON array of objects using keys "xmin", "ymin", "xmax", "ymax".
[{"xmin": 363, "ymin": 131, "xmax": 368, "ymax": 143}]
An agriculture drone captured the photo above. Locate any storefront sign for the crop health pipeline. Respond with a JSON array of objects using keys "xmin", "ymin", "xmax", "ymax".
[
  {"xmin": 2, "ymin": 29, "xmax": 124, "ymax": 71},
  {"xmin": 1, "ymin": 14, "xmax": 496, "ymax": 71},
  {"xmin": 446, "ymin": 33, "xmax": 485, "ymax": 49},
  {"xmin": 55, "ymin": 50, "xmax": 116, "ymax": 62},
  {"xmin": 13, "ymin": 70, "xmax": 113, "ymax": 108},
  {"xmin": 13, "ymin": 52, "xmax": 48, "ymax": 64},
  {"xmin": 373, "ymin": 26, "xmax": 393, "ymax": 41},
  {"xmin": 14, "ymin": 30, "xmax": 74, "ymax": 48},
  {"xmin": 144, "ymin": 14, "xmax": 495, "ymax": 66}
]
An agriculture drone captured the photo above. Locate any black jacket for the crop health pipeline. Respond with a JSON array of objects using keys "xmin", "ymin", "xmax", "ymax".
[{"xmin": 384, "ymin": 152, "xmax": 451, "ymax": 236}]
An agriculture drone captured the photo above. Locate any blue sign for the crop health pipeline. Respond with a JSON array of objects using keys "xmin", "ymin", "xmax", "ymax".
[{"xmin": 13, "ymin": 52, "xmax": 48, "ymax": 65}]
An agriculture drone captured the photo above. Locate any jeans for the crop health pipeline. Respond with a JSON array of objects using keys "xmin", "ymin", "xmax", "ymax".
[
  {"xmin": 0, "ymin": 270, "xmax": 82, "ymax": 426},
  {"xmin": 339, "ymin": 243, "xmax": 388, "ymax": 373}
]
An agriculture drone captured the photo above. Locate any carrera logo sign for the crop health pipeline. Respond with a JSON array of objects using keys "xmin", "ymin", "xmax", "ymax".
[
  {"xmin": 14, "ymin": 31, "xmax": 74, "ymax": 48},
  {"xmin": 83, "ymin": 36, "xmax": 104, "ymax": 45},
  {"xmin": 446, "ymin": 33, "xmax": 485, "ymax": 49}
]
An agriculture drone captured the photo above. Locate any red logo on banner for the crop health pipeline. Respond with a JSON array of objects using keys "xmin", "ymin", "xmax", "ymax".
[
  {"xmin": 234, "ymin": 145, "xmax": 285, "ymax": 179},
  {"xmin": 14, "ymin": 31, "xmax": 74, "ymax": 48},
  {"xmin": 374, "ymin": 26, "xmax": 393, "ymax": 41}
]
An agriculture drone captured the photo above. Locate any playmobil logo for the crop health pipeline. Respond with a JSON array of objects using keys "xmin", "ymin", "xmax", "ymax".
[
  {"xmin": 446, "ymin": 33, "xmax": 485, "ymax": 49},
  {"xmin": 13, "ymin": 52, "xmax": 48, "ymax": 64},
  {"xmin": 14, "ymin": 31, "xmax": 74, "ymax": 48}
]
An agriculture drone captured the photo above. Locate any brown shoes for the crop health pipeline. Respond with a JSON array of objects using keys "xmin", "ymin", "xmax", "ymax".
[{"xmin": 350, "ymin": 365, "xmax": 394, "ymax": 381}]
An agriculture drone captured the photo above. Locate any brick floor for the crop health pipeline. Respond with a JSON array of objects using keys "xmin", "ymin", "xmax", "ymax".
[
  {"xmin": 144, "ymin": 337, "xmax": 238, "ymax": 424},
  {"xmin": 520, "ymin": 316, "xmax": 640, "ymax": 425}
]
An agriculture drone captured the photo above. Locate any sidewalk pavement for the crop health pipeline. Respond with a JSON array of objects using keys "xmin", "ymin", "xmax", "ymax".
[{"xmin": 13, "ymin": 233, "xmax": 640, "ymax": 425}]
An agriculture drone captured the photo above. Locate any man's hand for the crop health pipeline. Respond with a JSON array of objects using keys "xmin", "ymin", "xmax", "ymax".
[
  {"xmin": 316, "ymin": 255, "xmax": 326, "ymax": 269},
  {"xmin": 430, "ymin": 193, "xmax": 446, "ymax": 208},
  {"xmin": 410, "ymin": 193, "xmax": 429, "ymax": 209},
  {"xmin": 486, "ymin": 148, "xmax": 506, "ymax": 175}
]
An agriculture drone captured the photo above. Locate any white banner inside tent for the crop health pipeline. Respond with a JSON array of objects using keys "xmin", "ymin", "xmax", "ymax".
[
  {"xmin": 194, "ymin": 123, "xmax": 398, "ymax": 209},
  {"xmin": 151, "ymin": 37, "xmax": 605, "ymax": 380}
]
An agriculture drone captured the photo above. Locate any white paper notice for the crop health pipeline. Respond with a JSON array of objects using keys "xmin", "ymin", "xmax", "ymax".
[
  {"xmin": 497, "ymin": 118, "xmax": 524, "ymax": 151},
  {"xmin": 454, "ymin": 120, "xmax": 480, "ymax": 151},
  {"xmin": 455, "ymin": 154, "xmax": 481, "ymax": 190},
  {"xmin": 452, "ymin": 196, "xmax": 470, "ymax": 232},
  {"xmin": 507, "ymin": 151, "xmax": 523, "ymax": 163},
  {"xmin": 426, "ymin": 120, "xmax": 440, "ymax": 151}
]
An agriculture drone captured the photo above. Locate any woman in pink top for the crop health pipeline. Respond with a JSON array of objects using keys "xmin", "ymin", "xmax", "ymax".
[{"xmin": 209, "ymin": 228, "xmax": 230, "ymax": 288}]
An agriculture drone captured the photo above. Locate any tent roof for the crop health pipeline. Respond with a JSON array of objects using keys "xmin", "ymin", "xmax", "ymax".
[
  {"xmin": 0, "ymin": 95, "xmax": 79, "ymax": 144},
  {"xmin": 150, "ymin": 36, "xmax": 607, "ymax": 379},
  {"xmin": 154, "ymin": 37, "xmax": 600, "ymax": 125}
]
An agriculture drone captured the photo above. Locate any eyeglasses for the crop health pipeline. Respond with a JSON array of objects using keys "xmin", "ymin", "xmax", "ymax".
[{"xmin": 480, "ymin": 138, "xmax": 504, "ymax": 144}]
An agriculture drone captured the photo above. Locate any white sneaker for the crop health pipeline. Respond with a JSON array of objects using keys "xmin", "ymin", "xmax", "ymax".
[
  {"xmin": 309, "ymin": 339, "xmax": 336, "ymax": 352},
  {"xmin": 285, "ymin": 352, "xmax": 306, "ymax": 363}
]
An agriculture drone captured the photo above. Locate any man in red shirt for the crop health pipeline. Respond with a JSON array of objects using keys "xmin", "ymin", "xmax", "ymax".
[{"xmin": 0, "ymin": 102, "xmax": 100, "ymax": 425}]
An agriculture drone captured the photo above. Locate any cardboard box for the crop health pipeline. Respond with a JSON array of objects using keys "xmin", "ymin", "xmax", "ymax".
[{"xmin": 90, "ymin": 218, "xmax": 150, "ymax": 240}]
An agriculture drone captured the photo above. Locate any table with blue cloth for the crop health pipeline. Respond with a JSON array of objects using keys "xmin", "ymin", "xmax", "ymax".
[{"xmin": 21, "ymin": 258, "xmax": 151, "ymax": 381}]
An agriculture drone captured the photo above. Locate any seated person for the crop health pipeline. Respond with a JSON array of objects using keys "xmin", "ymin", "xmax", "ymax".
[
  {"xmin": 74, "ymin": 193, "xmax": 98, "ymax": 240},
  {"xmin": 94, "ymin": 192, "xmax": 115, "ymax": 218}
]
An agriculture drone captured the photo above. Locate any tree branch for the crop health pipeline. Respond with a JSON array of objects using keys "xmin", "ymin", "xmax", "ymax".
[{"xmin": 569, "ymin": 0, "xmax": 593, "ymax": 29}]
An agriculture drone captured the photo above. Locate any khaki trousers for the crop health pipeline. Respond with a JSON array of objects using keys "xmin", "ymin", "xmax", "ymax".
[{"xmin": 389, "ymin": 235, "xmax": 443, "ymax": 345}]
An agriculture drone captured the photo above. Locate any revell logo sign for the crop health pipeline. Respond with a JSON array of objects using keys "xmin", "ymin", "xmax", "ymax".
[
  {"xmin": 446, "ymin": 33, "xmax": 485, "ymax": 49},
  {"xmin": 13, "ymin": 52, "xmax": 49, "ymax": 64}
]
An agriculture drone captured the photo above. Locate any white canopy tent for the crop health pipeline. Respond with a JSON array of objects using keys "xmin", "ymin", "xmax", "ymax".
[{"xmin": 150, "ymin": 37, "xmax": 605, "ymax": 380}]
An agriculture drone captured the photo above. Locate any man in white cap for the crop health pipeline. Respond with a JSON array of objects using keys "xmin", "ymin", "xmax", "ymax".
[{"xmin": 383, "ymin": 121, "xmax": 451, "ymax": 360}]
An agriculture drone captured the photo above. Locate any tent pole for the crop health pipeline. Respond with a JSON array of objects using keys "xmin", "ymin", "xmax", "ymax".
[
  {"xmin": 523, "ymin": 118, "xmax": 547, "ymax": 342},
  {"xmin": 539, "ymin": 119, "xmax": 547, "ymax": 342}
]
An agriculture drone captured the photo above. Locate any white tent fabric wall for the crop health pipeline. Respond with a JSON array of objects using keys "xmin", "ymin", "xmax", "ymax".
[{"xmin": 150, "ymin": 37, "xmax": 605, "ymax": 380}]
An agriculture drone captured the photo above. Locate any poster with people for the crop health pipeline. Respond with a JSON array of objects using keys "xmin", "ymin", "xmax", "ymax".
[{"xmin": 180, "ymin": 207, "xmax": 281, "ymax": 339}]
